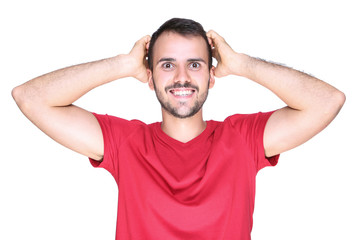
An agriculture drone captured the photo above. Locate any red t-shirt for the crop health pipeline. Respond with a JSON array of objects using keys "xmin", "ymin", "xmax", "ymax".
[{"xmin": 90, "ymin": 112, "xmax": 279, "ymax": 240}]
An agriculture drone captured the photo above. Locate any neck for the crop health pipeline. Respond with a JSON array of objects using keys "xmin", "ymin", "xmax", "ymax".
[{"xmin": 161, "ymin": 109, "xmax": 207, "ymax": 143}]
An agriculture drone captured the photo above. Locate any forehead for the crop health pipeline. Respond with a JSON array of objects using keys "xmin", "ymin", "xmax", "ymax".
[{"xmin": 153, "ymin": 32, "xmax": 208, "ymax": 62}]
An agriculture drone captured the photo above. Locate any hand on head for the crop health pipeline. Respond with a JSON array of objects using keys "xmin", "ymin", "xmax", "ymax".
[
  {"xmin": 129, "ymin": 30, "xmax": 240, "ymax": 83},
  {"xmin": 207, "ymin": 30, "xmax": 241, "ymax": 78},
  {"xmin": 128, "ymin": 35, "xmax": 151, "ymax": 83}
]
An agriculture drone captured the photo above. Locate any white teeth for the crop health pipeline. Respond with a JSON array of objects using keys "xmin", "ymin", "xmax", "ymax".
[{"xmin": 172, "ymin": 90, "xmax": 193, "ymax": 96}]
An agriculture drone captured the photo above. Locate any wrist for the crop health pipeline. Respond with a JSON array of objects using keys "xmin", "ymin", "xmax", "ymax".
[
  {"xmin": 232, "ymin": 53, "xmax": 252, "ymax": 77},
  {"xmin": 112, "ymin": 54, "xmax": 134, "ymax": 79}
]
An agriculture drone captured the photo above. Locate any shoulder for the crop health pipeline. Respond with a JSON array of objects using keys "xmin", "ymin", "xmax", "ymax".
[
  {"xmin": 91, "ymin": 113, "xmax": 152, "ymax": 140},
  {"xmin": 225, "ymin": 111, "xmax": 274, "ymax": 125},
  {"xmin": 221, "ymin": 111, "xmax": 276, "ymax": 134},
  {"xmin": 92, "ymin": 113, "xmax": 146, "ymax": 127}
]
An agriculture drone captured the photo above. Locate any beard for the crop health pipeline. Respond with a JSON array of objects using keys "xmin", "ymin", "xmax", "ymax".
[{"xmin": 152, "ymin": 78, "xmax": 210, "ymax": 119}]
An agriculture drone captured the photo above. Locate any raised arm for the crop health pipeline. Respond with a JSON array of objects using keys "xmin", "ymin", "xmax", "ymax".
[
  {"xmin": 12, "ymin": 35, "xmax": 151, "ymax": 161},
  {"xmin": 207, "ymin": 30, "xmax": 345, "ymax": 157}
]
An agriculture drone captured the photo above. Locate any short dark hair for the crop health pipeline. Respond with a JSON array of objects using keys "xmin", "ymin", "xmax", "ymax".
[{"xmin": 148, "ymin": 18, "xmax": 212, "ymax": 71}]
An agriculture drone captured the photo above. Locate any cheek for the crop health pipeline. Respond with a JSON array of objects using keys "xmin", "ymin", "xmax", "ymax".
[
  {"xmin": 154, "ymin": 71, "xmax": 174, "ymax": 84},
  {"xmin": 192, "ymin": 70, "xmax": 210, "ymax": 83}
]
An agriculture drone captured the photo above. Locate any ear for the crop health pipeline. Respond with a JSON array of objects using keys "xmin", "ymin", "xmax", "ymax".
[
  {"xmin": 147, "ymin": 69, "xmax": 155, "ymax": 90},
  {"xmin": 209, "ymin": 66, "xmax": 215, "ymax": 89}
]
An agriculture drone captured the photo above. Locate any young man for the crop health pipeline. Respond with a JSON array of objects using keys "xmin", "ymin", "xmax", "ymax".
[{"xmin": 12, "ymin": 18, "xmax": 345, "ymax": 239}]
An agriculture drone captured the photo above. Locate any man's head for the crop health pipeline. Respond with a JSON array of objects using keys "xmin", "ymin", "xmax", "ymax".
[
  {"xmin": 148, "ymin": 18, "xmax": 212, "ymax": 71},
  {"xmin": 147, "ymin": 18, "xmax": 215, "ymax": 119}
]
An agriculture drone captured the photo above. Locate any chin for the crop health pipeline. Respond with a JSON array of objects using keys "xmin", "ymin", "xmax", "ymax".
[{"xmin": 166, "ymin": 107, "xmax": 202, "ymax": 119}]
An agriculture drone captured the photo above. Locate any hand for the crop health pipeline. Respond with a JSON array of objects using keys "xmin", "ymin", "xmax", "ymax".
[
  {"xmin": 125, "ymin": 35, "xmax": 151, "ymax": 83},
  {"xmin": 206, "ymin": 30, "xmax": 241, "ymax": 78}
]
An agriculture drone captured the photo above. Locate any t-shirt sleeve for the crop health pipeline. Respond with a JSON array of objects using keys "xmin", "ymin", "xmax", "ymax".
[
  {"xmin": 89, "ymin": 113, "xmax": 143, "ymax": 181},
  {"xmin": 227, "ymin": 111, "xmax": 279, "ymax": 172}
]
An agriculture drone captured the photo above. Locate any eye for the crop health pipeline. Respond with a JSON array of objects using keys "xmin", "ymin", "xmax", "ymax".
[
  {"xmin": 189, "ymin": 62, "xmax": 201, "ymax": 69},
  {"xmin": 162, "ymin": 62, "xmax": 174, "ymax": 70}
]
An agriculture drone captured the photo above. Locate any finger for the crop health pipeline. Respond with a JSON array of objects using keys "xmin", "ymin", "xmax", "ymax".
[
  {"xmin": 146, "ymin": 39, "xmax": 151, "ymax": 54},
  {"xmin": 207, "ymin": 30, "xmax": 225, "ymax": 48},
  {"xmin": 206, "ymin": 30, "xmax": 220, "ymax": 41},
  {"xmin": 143, "ymin": 35, "xmax": 151, "ymax": 45},
  {"xmin": 206, "ymin": 34, "xmax": 213, "ymax": 48},
  {"xmin": 206, "ymin": 29, "xmax": 217, "ymax": 38},
  {"xmin": 143, "ymin": 35, "xmax": 151, "ymax": 54},
  {"xmin": 134, "ymin": 35, "xmax": 151, "ymax": 48},
  {"xmin": 131, "ymin": 35, "xmax": 151, "ymax": 55}
]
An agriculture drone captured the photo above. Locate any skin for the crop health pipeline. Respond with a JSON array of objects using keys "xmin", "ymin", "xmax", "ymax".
[
  {"xmin": 12, "ymin": 30, "xmax": 345, "ymax": 161},
  {"xmin": 206, "ymin": 30, "xmax": 345, "ymax": 156},
  {"xmin": 147, "ymin": 32, "xmax": 215, "ymax": 143}
]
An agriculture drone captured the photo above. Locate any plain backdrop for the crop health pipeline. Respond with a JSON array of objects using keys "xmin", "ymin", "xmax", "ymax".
[{"xmin": 1, "ymin": 0, "xmax": 359, "ymax": 239}]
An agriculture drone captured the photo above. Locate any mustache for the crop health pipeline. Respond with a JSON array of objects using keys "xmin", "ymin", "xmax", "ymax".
[{"xmin": 164, "ymin": 82, "xmax": 199, "ymax": 92}]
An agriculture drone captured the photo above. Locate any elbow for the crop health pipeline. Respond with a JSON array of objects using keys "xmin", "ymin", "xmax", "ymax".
[
  {"xmin": 12, "ymin": 85, "xmax": 33, "ymax": 113},
  {"xmin": 309, "ymin": 89, "xmax": 345, "ymax": 131},
  {"xmin": 321, "ymin": 89, "xmax": 346, "ymax": 118},
  {"xmin": 333, "ymin": 89, "xmax": 346, "ymax": 112},
  {"xmin": 12, "ymin": 85, "xmax": 24, "ymax": 106}
]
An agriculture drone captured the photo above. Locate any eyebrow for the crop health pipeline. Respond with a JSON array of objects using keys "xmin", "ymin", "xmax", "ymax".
[
  {"xmin": 157, "ymin": 58, "xmax": 176, "ymax": 66},
  {"xmin": 156, "ymin": 57, "xmax": 206, "ymax": 66},
  {"xmin": 187, "ymin": 58, "xmax": 206, "ymax": 63}
]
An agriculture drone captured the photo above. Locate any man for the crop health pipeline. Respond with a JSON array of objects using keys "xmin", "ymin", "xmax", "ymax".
[{"xmin": 12, "ymin": 18, "xmax": 345, "ymax": 239}]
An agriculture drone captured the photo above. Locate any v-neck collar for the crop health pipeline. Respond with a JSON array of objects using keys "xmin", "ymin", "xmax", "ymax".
[{"xmin": 152, "ymin": 120, "xmax": 216, "ymax": 147}]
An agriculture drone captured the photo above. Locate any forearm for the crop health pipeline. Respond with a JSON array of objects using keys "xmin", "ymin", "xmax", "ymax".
[
  {"xmin": 208, "ymin": 30, "xmax": 345, "ymax": 156},
  {"xmin": 12, "ymin": 54, "xmax": 131, "ymax": 108},
  {"xmin": 236, "ymin": 54, "xmax": 345, "ymax": 113},
  {"xmin": 11, "ymin": 36, "xmax": 150, "ymax": 161}
]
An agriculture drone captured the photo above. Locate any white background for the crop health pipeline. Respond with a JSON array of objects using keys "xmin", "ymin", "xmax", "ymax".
[{"xmin": 1, "ymin": 0, "xmax": 359, "ymax": 239}]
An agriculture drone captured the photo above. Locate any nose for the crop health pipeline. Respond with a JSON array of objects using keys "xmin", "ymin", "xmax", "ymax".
[{"xmin": 174, "ymin": 65, "xmax": 190, "ymax": 83}]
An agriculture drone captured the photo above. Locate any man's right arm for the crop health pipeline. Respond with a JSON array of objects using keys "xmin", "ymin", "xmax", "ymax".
[{"xmin": 12, "ymin": 35, "xmax": 151, "ymax": 161}]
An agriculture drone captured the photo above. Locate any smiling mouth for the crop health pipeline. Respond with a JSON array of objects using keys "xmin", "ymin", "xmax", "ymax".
[{"xmin": 170, "ymin": 88, "xmax": 195, "ymax": 97}]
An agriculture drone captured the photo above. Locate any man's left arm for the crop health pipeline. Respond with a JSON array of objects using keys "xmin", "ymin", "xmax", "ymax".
[{"xmin": 207, "ymin": 30, "xmax": 346, "ymax": 157}]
